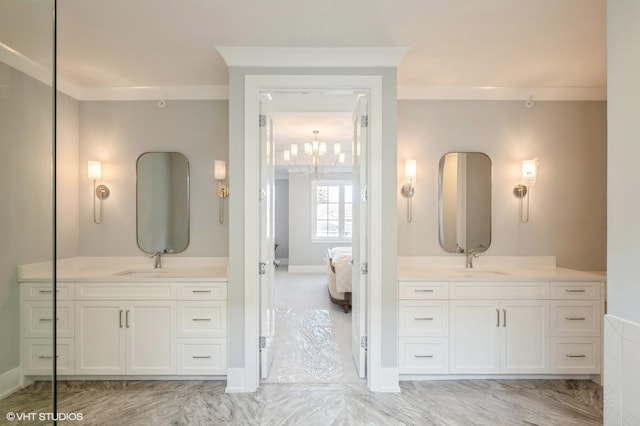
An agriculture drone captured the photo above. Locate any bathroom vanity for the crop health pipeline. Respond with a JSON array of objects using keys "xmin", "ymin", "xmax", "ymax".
[
  {"xmin": 398, "ymin": 257, "xmax": 605, "ymax": 381},
  {"xmin": 19, "ymin": 257, "xmax": 228, "ymax": 379}
]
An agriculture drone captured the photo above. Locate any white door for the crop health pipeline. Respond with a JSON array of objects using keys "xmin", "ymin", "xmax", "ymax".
[
  {"xmin": 126, "ymin": 301, "xmax": 176, "ymax": 375},
  {"xmin": 500, "ymin": 300, "xmax": 548, "ymax": 373},
  {"xmin": 351, "ymin": 95, "xmax": 368, "ymax": 378},
  {"xmin": 75, "ymin": 301, "xmax": 126, "ymax": 375},
  {"xmin": 259, "ymin": 98, "xmax": 276, "ymax": 379},
  {"xmin": 449, "ymin": 300, "xmax": 501, "ymax": 374}
]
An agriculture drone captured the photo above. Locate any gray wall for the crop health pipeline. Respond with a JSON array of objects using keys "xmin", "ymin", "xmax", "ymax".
[
  {"xmin": 608, "ymin": 0, "xmax": 640, "ymax": 324},
  {"xmin": 228, "ymin": 67, "xmax": 398, "ymax": 371},
  {"xmin": 397, "ymin": 100, "xmax": 607, "ymax": 271},
  {"xmin": 77, "ymin": 100, "xmax": 229, "ymax": 257},
  {"xmin": 0, "ymin": 64, "xmax": 54, "ymax": 375},
  {"xmin": 274, "ymin": 178, "xmax": 289, "ymax": 260}
]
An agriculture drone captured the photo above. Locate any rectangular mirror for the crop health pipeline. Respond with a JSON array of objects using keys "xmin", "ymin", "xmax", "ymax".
[
  {"xmin": 439, "ymin": 152, "xmax": 491, "ymax": 253},
  {"xmin": 137, "ymin": 152, "xmax": 190, "ymax": 254}
]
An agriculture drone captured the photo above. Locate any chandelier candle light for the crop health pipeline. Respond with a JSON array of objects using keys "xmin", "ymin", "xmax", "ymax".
[{"xmin": 283, "ymin": 130, "xmax": 346, "ymax": 179}]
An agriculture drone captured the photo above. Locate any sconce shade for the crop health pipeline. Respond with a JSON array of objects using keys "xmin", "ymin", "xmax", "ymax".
[
  {"xmin": 214, "ymin": 160, "xmax": 226, "ymax": 180},
  {"xmin": 290, "ymin": 144, "xmax": 298, "ymax": 156},
  {"xmin": 522, "ymin": 159, "xmax": 538, "ymax": 183},
  {"xmin": 284, "ymin": 150, "xmax": 291, "ymax": 162},
  {"xmin": 405, "ymin": 158, "xmax": 417, "ymax": 180},
  {"xmin": 88, "ymin": 160, "xmax": 102, "ymax": 180}
]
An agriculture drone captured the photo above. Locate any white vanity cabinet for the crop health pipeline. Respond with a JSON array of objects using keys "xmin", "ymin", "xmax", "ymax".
[
  {"xmin": 21, "ymin": 283, "xmax": 75, "ymax": 375},
  {"xmin": 75, "ymin": 283, "xmax": 177, "ymax": 375},
  {"xmin": 398, "ymin": 276, "xmax": 604, "ymax": 379}
]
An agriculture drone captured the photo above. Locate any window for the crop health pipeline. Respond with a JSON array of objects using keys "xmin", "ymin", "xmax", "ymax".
[{"xmin": 313, "ymin": 181, "xmax": 352, "ymax": 241}]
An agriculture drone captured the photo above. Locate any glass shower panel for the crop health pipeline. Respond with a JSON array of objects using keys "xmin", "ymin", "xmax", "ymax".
[{"xmin": 0, "ymin": 0, "xmax": 56, "ymax": 418}]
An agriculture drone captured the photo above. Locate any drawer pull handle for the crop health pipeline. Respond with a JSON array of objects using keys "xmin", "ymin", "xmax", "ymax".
[
  {"xmin": 414, "ymin": 354, "xmax": 434, "ymax": 358},
  {"xmin": 38, "ymin": 318, "xmax": 59, "ymax": 322},
  {"xmin": 192, "ymin": 290, "xmax": 212, "ymax": 294},
  {"xmin": 126, "ymin": 310, "xmax": 130, "ymax": 328},
  {"xmin": 566, "ymin": 354, "xmax": 587, "ymax": 358},
  {"xmin": 414, "ymin": 317, "xmax": 434, "ymax": 321},
  {"xmin": 192, "ymin": 355, "xmax": 212, "ymax": 359},
  {"xmin": 38, "ymin": 290, "xmax": 59, "ymax": 294},
  {"xmin": 38, "ymin": 355, "xmax": 60, "ymax": 359},
  {"xmin": 565, "ymin": 317, "xmax": 586, "ymax": 321},
  {"xmin": 192, "ymin": 318, "xmax": 212, "ymax": 322},
  {"xmin": 565, "ymin": 289, "xmax": 586, "ymax": 293},
  {"xmin": 496, "ymin": 308, "xmax": 500, "ymax": 327},
  {"xmin": 119, "ymin": 310, "xmax": 124, "ymax": 328},
  {"xmin": 414, "ymin": 289, "xmax": 434, "ymax": 293}
]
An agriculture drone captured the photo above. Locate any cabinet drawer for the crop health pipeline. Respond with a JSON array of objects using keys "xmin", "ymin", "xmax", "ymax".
[
  {"xmin": 399, "ymin": 337, "xmax": 448, "ymax": 374},
  {"xmin": 23, "ymin": 301, "xmax": 74, "ymax": 338},
  {"xmin": 550, "ymin": 301, "xmax": 601, "ymax": 337},
  {"xmin": 177, "ymin": 338, "xmax": 227, "ymax": 375},
  {"xmin": 550, "ymin": 282, "xmax": 601, "ymax": 300},
  {"xmin": 76, "ymin": 283, "xmax": 175, "ymax": 300},
  {"xmin": 399, "ymin": 301, "xmax": 448, "ymax": 337},
  {"xmin": 549, "ymin": 338, "xmax": 600, "ymax": 374},
  {"xmin": 22, "ymin": 282, "xmax": 74, "ymax": 301},
  {"xmin": 177, "ymin": 302, "xmax": 227, "ymax": 338},
  {"xmin": 23, "ymin": 338, "xmax": 75, "ymax": 375},
  {"xmin": 450, "ymin": 282, "xmax": 548, "ymax": 300},
  {"xmin": 399, "ymin": 282, "xmax": 448, "ymax": 300},
  {"xmin": 177, "ymin": 283, "xmax": 227, "ymax": 301}
]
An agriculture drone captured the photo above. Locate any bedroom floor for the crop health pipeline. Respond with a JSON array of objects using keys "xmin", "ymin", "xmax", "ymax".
[{"xmin": 0, "ymin": 270, "xmax": 603, "ymax": 425}]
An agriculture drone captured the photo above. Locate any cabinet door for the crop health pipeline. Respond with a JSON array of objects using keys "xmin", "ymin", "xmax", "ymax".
[
  {"xmin": 500, "ymin": 300, "xmax": 549, "ymax": 374},
  {"xmin": 76, "ymin": 301, "xmax": 125, "ymax": 374},
  {"xmin": 449, "ymin": 300, "xmax": 500, "ymax": 374},
  {"xmin": 125, "ymin": 301, "xmax": 176, "ymax": 375}
]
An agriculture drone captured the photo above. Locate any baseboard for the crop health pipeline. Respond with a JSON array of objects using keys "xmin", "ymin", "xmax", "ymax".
[
  {"xmin": 225, "ymin": 368, "xmax": 256, "ymax": 393},
  {"xmin": 287, "ymin": 265, "xmax": 325, "ymax": 274},
  {"xmin": 371, "ymin": 367, "xmax": 400, "ymax": 393},
  {"xmin": 0, "ymin": 367, "xmax": 23, "ymax": 400}
]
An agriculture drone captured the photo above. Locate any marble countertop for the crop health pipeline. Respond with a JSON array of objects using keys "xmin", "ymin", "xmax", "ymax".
[
  {"xmin": 19, "ymin": 256, "xmax": 229, "ymax": 282},
  {"xmin": 398, "ymin": 256, "xmax": 606, "ymax": 282}
]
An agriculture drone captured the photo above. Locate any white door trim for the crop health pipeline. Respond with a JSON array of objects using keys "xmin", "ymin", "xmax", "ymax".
[{"xmin": 242, "ymin": 74, "xmax": 385, "ymax": 392}]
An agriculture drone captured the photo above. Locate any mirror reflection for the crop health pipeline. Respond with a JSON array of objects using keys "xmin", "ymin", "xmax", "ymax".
[
  {"xmin": 439, "ymin": 152, "xmax": 492, "ymax": 254},
  {"xmin": 137, "ymin": 152, "xmax": 190, "ymax": 254}
]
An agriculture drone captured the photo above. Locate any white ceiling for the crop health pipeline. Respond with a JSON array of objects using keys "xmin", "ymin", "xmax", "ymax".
[{"xmin": 0, "ymin": 0, "xmax": 606, "ymax": 89}]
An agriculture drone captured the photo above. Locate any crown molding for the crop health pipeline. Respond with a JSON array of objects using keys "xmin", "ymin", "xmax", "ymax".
[
  {"xmin": 216, "ymin": 47, "xmax": 410, "ymax": 68},
  {"xmin": 397, "ymin": 85, "xmax": 606, "ymax": 101}
]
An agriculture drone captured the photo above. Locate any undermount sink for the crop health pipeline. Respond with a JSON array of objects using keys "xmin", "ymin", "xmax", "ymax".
[
  {"xmin": 114, "ymin": 269, "xmax": 169, "ymax": 277},
  {"xmin": 455, "ymin": 268, "xmax": 509, "ymax": 276}
]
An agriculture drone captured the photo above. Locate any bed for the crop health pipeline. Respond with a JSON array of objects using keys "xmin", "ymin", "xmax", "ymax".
[{"xmin": 327, "ymin": 247, "xmax": 352, "ymax": 313}]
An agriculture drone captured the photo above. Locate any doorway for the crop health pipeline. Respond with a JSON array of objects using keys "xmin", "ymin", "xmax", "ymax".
[
  {"xmin": 259, "ymin": 90, "xmax": 365, "ymax": 384},
  {"xmin": 241, "ymin": 75, "xmax": 386, "ymax": 392}
]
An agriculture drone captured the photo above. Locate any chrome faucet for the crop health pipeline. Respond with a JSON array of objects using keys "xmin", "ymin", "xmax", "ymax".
[
  {"xmin": 149, "ymin": 251, "xmax": 162, "ymax": 269},
  {"xmin": 466, "ymin": 249, "xmax": 479, "ymax": 268}
]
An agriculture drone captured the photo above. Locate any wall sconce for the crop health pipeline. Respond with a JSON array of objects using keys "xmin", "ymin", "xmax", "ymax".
[
  {"xmin": 513, "ymin": 158, "xmax": 538, "ymax": 223},
  {"xmin": 214, "ymin": 160, "xmax": 229, "ymax": 224},
  {"xmin": 401, "ymin": 158, "xmax": 417, "ymax": 223},
  {"xmin": 88, "ymin": 160, "xmax": 110, "ymax": 224}
]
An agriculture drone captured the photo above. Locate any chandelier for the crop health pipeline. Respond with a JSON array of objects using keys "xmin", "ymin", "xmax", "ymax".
[{"xmin": 283, "ymin": 130, "xmax": 346, "ymax": 178}]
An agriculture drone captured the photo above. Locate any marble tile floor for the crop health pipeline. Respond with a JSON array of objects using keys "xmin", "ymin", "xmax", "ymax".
[{"xmin": 0, "ymin": 379, "xmax": 602, "ymax": 425}]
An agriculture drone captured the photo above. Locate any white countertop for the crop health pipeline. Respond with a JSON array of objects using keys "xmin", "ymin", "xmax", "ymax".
[
  {"xmin": 398, "ymin": 256, "xmax": 606, "ymax": 282},
  {"xmin": 19, "ymin": 256, "xmax": 229, "ymax": 282}
]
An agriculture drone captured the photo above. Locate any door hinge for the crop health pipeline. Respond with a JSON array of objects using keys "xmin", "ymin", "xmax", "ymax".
[
  {"xmin": 259, "ymin": 262, "xmax": 267, "ymax": 275},
  {"xmin": 259, "ymin": 188, "xmax": 267, "ymax": 201},
  {"xmin": 360, "ymin": 187, "xmax": 368, "ymax": 202},
  {"xmin": 360, "ymin": 336, "xmax": 368, "ymax": 350},
  {"xmin": 259, "ymin": 336, "xmax": 266, "ymax": 349},
  {"xmin": 360, "ymin": 115, "xmax": 368, "ymax": 128},
  {"xmin": 259, "ymin": 114, "xmax": 267, "ymax": 127},
  {"xmin": 360, "ymin": 262, "xmax": 368, "ymax": 275}
]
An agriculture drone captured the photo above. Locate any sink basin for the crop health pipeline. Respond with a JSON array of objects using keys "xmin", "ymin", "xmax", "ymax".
[
  {"xmin": 114, "ymin": 269, "xmax": 169, "ymax": 277},
  {"xmin": 455, "ymin": 268, "xmax": 509, "ymax": 276}
]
